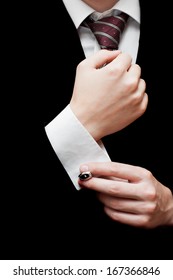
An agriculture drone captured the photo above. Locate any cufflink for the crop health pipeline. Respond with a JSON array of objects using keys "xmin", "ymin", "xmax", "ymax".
[{"xmin": 78, "ymin": 171, "xmax": 92, "ymax": 181}]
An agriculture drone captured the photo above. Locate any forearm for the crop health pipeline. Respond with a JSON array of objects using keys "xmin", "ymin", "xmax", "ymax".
[{"xmin": 45, "ymin": 105, "xmax": 111, "ymax": 190}]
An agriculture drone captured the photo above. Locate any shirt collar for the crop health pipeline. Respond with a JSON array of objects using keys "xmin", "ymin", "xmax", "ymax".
[{"xmin": 62, "ymin": 0, "xmax": 140, "ymax": 29}]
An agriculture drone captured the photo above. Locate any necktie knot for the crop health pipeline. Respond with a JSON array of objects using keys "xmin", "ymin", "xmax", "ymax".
[{"xmin": 83, "ymin": 12, "xmax": 129, "ymax": 50}]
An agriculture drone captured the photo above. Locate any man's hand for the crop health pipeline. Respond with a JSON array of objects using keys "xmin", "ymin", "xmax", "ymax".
[
  {"xmin": 70, "ymin": 50, "xmax": 148, "ymax": 141},
  {"xmin": 79, "ymin": 162, "xmax": 173, "ymax": 228}
]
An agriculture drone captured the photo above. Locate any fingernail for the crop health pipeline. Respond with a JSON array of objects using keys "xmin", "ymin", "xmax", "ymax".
[{"xmin": 80, "ymin": 165, "xmax": 89, "ymax": 172}]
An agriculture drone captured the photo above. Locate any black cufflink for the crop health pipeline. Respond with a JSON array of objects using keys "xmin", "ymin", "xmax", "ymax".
[{"xmin": 78, "ymin": 171, "xmax": 92, "ymax": 181}]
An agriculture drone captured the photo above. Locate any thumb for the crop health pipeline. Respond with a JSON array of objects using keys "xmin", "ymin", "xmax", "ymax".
[{"xmin": 87, "ymin": 49, "xmax": 121, "ymax": 69}]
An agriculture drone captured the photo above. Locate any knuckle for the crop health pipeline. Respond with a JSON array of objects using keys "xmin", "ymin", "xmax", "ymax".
[
  {"xmin": 123, "ymin": 52, "xmax": 132, "ymax": 61},
  {"xmin": 109, "ymin": 164, "xmax": 117, "ymax": 176},
  {"xmin": 109, "ymin": 199, "xmax": 117, "ymax": 209},
  {"xmin": 139, "ymin": 96, "xmax": 148, "ymax": 114},
  {"xmin": 108, "ymin": 64, "xmax": 122, "ymax": 76},
  {"xmin": 126, "ymin": 78, "xmax": 139, "ymax": 92},
  {"xmin": 140, "ymin": 78, "xmax": 146, "ymax": 89},
  {"xmin": 109, "ymin": 198, "xmax": 122, "ymax": 210},
  {"xmin": 128, "ymin": 80, "xmax": 146, "ymax": 104},
  {"xmin": 146, "ymin": 202, "xmax": 157, "ymax": 214},
  {"xmin": 144, "ymin": 187, "xmax": 157, "ymax": 201},
  {"xmin": 138, "ymin": 215, "xmax": 150, "ymax": 228},
  {"xmin": 108, "ymin": 184, "xmax": 120, "ymax": 196},
  {"xmin": 131, "ymin": 92, "xmax": 143, "ymax": 106},
  {"xmin": 139, "ymin": 171, "xmax": 156, "ymax": 201},
  {"xmin": 140, "ymin": 80, "xmax": 146, "ymax": 92},
  {"xmin": 141, "ymin": 168, "xmax": 153, "ymax": 179},
  {"xmin": 135, "ymin": 63, "xmax": 141, "ymax": 72},
  {"xmin": 129, "ymin": 82, "xmax": 146, "ymax": 106}
]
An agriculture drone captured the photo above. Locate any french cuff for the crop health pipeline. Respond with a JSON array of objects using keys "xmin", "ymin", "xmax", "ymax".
[{"xmin": 45, "ymin": 104, "xmax": 111, "ymax": 190}]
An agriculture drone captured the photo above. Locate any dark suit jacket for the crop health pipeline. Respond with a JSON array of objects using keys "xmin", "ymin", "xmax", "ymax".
[{"xmin": 2, "ymin": 0, "xmax": 173, "ymax": 260}]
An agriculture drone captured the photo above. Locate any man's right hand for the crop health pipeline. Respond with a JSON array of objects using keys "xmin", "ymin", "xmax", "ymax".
[{"xmin": 70, "ymin": 50, "xmax": 148, "ymax": 141}]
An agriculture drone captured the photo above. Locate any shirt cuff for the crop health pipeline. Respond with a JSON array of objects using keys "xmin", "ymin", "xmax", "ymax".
[{"xmin": 45, "ymin": 105, "xmax": 111, "ymax": 190}]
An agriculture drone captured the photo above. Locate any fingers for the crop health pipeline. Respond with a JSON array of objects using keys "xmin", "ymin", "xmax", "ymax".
[
  {"xmin": 104, "ymin": 206, "xmax": 148, "ymax": 227},
  {"xmin": 85, "ymin": 49, "xmax": 121, "ymax": 69},
  {"xmin": 140, "ymin": 90, "xmax": 148, "ymax": 112},
  {"xmin": 80, "ymin": 161, "xmax": 146, "ymax": 182},
  {"xmin": 79, "ymin": 176, "xmax": 142, "ymax": 200},
  {"xmin": 130, "ymin": 79, "xmax": 147, "ymax": 108},
  {"xmin": 138, "ymin": 78, "xmax": 146, "ymax": 94},
  {"xmin": 79, "ymin": 162, "xmax": 151, "ymax": 200},
  {"xmin": 98, "ymin": 193, "xmax": 154, "ymax": 215},
  {"xmin": 104, "ymin": 52, "xmax": 132, "ymax": 72},
  {"xmin": 128, "ymin": 63, "xmax": 141, "ymax": 80},
  {"xmin": 85, "ymin": 51, "xmax": 132, "ymax": 72}
]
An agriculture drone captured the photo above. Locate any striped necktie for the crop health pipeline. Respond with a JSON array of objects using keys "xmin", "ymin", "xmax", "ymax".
[{"xmin": 83, "ymin": 12, "xmax": 129, "ymax": 50}]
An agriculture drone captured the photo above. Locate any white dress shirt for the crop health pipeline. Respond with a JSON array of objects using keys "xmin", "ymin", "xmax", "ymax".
[{"xmin": 45, "ymin": 0, "xmax": 140, "ymax": 190}]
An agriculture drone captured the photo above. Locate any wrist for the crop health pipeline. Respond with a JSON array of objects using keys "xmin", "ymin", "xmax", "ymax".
[{"xmin": 70, "ymin": 102, "xmax": 102, "ymax": 141}]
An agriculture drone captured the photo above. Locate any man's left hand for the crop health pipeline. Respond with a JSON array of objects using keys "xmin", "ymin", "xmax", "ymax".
[{"xmin": 79, "ymin": 162, "xmax": 173, "ymax": 228}]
